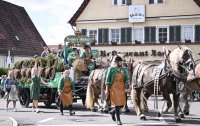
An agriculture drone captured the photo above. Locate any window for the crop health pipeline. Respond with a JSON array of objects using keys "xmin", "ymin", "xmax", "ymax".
[
  {"xmin": 133, "ymin": 27, "xmax": 144, "ymax": 44},
  {"xmin": 81, "ymin": 29, "xmax": 87, "ymax": 36},
  {"xmin": 122, "ymin": 0, "xmax": 127, "ymax": 5},
  {"xmin": 182, "ymin": 25, "xmax": 194, "ymax": 43},
  {"xmin": 145, "ymin": 27, "xmax": 156, "ymax": 43},
  {"xmin": 112, "ymin": 0, "xmax": 131, "ymax": 6},
  {"xmin": 89, "ymin": 30, "xmax": 97, "ymax": 43},
  {"xmin": 149, "ymin": 0, "xmax": 163, "ymax": 4},
  {"xmin": 111, "ymin": 29, "xmax": 120, "ymax": 44},
  {"xmin": 157, "ymin": 27, "xmax": 168, "ymax": 43},
  {"xmin": 98, "ymin": 28, "xmax": 109, "ymax": 44},
  {"xmin": 195, "ymin": 25, "xmax": 200, "ymax": 42},
  {"xmin": 112, "ymin": 0, "xmax": 118, "ymax": 5},
  {"xmin": 169, "ymin": 26, "xmax": 181, "ymax": 43},
  {"xmin": 121, "ymin": 27, "xmax": 132, "ymax": 44},
  {"xmin": 158, "ymin": 0, "xmax": 163, "ymax": 3}
]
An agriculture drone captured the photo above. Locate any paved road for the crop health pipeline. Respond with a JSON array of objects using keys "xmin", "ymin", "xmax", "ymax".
[{"xmin": 0, "ymin": 97, "xmax": 200, "ymax": 126}]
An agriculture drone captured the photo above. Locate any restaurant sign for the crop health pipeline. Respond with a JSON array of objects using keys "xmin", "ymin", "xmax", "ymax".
[
  {"xmin": 129, "ymin": 5, "xmax": 145, "ymax": 23},
  {"xmin": 99, "ymin": 50, "xmax": 164, "ymax": 57}
]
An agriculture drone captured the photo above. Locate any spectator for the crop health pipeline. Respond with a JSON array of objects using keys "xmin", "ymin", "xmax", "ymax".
[
  {"xmin": 41, "ymin": 46, "xmax": 49, "ymax": 57},
  {"xmin": 4, "ymin": 71, "xmax": 19, "ymax": 112}
]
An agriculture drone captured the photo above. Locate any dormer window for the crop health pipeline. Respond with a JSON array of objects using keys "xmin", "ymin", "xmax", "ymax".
[{"xmin": 15, "ymin": 36, "xmax": 20, "ymax": 41}]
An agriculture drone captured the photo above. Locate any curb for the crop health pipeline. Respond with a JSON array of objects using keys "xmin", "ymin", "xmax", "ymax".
[{"xmin": 9, "ymin": 117, "xmax": 18, "ymax": 126}]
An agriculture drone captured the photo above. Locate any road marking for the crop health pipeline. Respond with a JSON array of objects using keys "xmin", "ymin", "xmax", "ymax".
[
  {"xmin": 38, "ymin": 118, "xmax": 55, "ymax": 123},
  {"xmin": 37, "ymin": 124, "xmax": 116, "ymax": 126},
  {"xmin": 159, "ymin": 116, "xmax": 168, "ymax": 124}
]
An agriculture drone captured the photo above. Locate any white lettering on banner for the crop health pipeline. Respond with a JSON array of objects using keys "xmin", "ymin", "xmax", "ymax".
[{"xmin": 129, "ymin": 5, "xmax": 145, "ymax": 23}]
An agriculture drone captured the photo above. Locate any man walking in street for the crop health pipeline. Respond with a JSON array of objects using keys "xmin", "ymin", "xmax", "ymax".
[{"xmin": 105, "ymin": 56, "xmax": 129, "ymax": 125}]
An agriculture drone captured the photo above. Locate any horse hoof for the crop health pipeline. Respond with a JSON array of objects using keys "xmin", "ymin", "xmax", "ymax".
[
  {"xmin": 184, "ymin": 112, "xmax": 189, "ymax": 115},
  {"xmin": 125, "ymin": 109, "xmax": 131, "ymax": 113},
  {"xmin": 140, "ymin": 116, "xmax": 146, "ymax": 120},
  {"xmin": 175, "ymin": 118, "xmax": 182, "ymax": 123},
  {"xmin": 104, "ymin": 110, "xmax": 109, "ymax": 114},
  {"xmin": 91, "ymin": 109, "xmax": 97, "ymax": 112},
  {"xmin": 157, "ymin": 112, "xmax": 161, "ymax": 117},
  {"xmin": 179, "ymin": 114, "xmax": 185, "ymax": 118}
]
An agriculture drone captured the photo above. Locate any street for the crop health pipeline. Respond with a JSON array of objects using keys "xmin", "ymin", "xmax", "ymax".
[{"xmin": 0, "ymin": 97, "xmax": 200, "ymax": 126}]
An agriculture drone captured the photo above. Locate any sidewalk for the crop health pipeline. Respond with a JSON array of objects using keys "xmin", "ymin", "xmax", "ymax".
[{"xmin": 0, "ymin": 116, "xmax": 18, "ymax": 126}]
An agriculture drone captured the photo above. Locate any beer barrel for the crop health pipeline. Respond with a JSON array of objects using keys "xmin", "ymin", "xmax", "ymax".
[
  {"xmin": 26, "ymin": 68, "xmax": 31, "ymax": 78},
  {"xmin": 38, "ymin": 67, "xmax": 45, "ymax": 78},
  {"xmin": 13, "ymin": 69, "xmax": 21, "ymax": 79},
  {"xmin": 20, "ymin": 68, "xmax": 27, "ymax": 78},
  {"xmin": 45, "ymin": 67, "xmax": 56, "ymax": 80}
]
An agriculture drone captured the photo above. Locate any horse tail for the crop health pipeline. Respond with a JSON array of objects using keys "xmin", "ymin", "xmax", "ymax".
[{"xmin": 86, "ymin": 71, "xmax": 95, "ymax": 109}]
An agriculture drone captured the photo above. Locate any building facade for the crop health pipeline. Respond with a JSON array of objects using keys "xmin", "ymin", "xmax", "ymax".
[
  {"xmin": 69, "ymin": 0, "xmax": 200, "ymax": 61},
  {"xmin": 0, "ymin": 0, "xmax": 47, "ymax": 68}
]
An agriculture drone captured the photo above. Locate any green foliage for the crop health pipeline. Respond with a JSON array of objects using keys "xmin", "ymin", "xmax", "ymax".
[
  {"xmin": 19, "ymin": 77, "xmax": 32, "ymax": 86},
  {"xmin": 0, "ymin": 68, "xmax": 10, "ymax": 77},
  {"xmin": 13, "ymin": 61, "xmax": 23, "ymax": 69}
]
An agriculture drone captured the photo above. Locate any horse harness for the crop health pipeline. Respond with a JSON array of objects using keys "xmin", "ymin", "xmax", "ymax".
[{"xmin": 132, "ymin": 62, "xmax": 188, "ymax": 109}]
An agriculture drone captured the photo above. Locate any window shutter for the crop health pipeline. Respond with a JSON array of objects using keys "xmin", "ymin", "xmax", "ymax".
[
  {"xmin": 145, "ymin": 27, "xmax": 149, "ymax": 43},
  {"xmin": 121, "ymin": 28, "xmax": 125, "ymax": 44},
  {"xmin": 127, "ymin": 27, "xmax": 132, "ymax": 43},
  {"xmin": 98, "ymin": 29, "xmax": 103, "ymax": 44},
  {"xmin": 127, "ymin": 0, "xmax": 132, "ymax": 5},
  {"xmin": 81, "ymin": 29, "xmax": 87, "ymax": 36},
  {"xmin": 169, "ymin": 26, "xmax": 174, "ymax": 42},
  {"xmin": 195, "ymin": 25, "xmax": 200, "ymax": 42},
  {"xmin": 176, "ymin": 26, "xmax": 181, "ymax": 41},
  {"xmin": 104, "ymin": 29, "xmax": 109, "ymax": 44},
  {"xmin": 151, "ymin": 27, "xmax": 156, "ymax": 42}
]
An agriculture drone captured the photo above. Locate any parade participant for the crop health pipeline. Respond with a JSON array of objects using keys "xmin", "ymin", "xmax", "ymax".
[
  {"xmin": 30, "ymin": 66, "xmax": 49, "ymax": 113},
  {"xmin": 81, "ymin": 44, "xmax": 95, "ymax": 72},
  {"xmin": 67, "ymin": 48, "xmax": 79, "ymax": 67},
  {"xmin": 41, "ymin": 46, "xmax": 49, "ymax": 57},
  {"xmin": 58, "ymin": 70, "xmax": 75, "ymax": 116},
  {"xmin": 59, "ymin": 42, "xmax": 72, "ymax": 64},
  {"xmin": 105, "ymin": 56, "xmax": 129, "ymax": 125},
  {"xmin": 4, "ymin": 71, "xmax": 19, "ymax": 112}
]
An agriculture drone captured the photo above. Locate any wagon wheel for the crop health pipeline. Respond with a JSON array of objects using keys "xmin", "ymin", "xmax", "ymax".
[
  {"xmin": 44, "ymin": 88, "xmax": 53, "ymax": 107},
  {"xmin": 55, "ymin": 92, "xmax": 61, "ymax": 110},
  {"xmin": 19, "ymin": 89, "xmax": 30, "ymax": 108}
]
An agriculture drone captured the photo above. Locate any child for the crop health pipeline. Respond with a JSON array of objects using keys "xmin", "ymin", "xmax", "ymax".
[{"xmin": 58, "ymin": 70, "xmax": 75, "ymax": 116}]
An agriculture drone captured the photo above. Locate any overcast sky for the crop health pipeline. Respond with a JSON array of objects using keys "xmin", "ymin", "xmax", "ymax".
[{"xmin": 5, "ymin": 0, "xmax": 84, "ymax": 45}]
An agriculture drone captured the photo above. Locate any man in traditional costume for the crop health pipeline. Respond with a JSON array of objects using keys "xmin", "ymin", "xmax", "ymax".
[
  {"xmin": 81, "ymin": 45, "xmax": 95, "ymax": 74},
  {"xmin": 105, "ymin": 56, "xmax": 129, "ymax": 125},
  {"xmin": 58, "ymin": 70, "xmax": 75, "ymax": 116},
  {"xmin": 59, "ymin": 42, "xmax": 72, "ymax": 65}
]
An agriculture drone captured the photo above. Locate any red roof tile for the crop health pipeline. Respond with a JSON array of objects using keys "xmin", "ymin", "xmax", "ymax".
[{"xmin": 0, "ymin": 0, "xmax": 47, "ymax": 56}]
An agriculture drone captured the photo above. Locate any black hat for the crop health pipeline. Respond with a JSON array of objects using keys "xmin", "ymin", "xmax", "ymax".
[
  {"xmin": 114, "ymin": 56, "xmax": 123, "ymax": 62},
  {"xmin": 72, "ymin": 48, "xmax": 78, "ymax": 51},
  {"xmin": 84, "ymin": 44, "xmax": 91, "ymax": 49}
]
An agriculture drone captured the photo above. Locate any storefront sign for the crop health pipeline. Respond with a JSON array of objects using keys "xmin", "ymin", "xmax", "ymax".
[
  {"xmin": 64, "ymin": 35, "xmax": 90, "ymax": 43},
  {"xmin": 129, "ymin": 5, "xmax": 145, "ymax": 23},
  {"xmin": 99, "ymin": 50, "xmax": 164, "ymax": 57}
]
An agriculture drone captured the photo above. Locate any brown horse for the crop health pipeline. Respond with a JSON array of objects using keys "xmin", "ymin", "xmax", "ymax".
[
  {"xmin": 178, "ymin": 63, "xmax": 200, "ymax": 115},
  {"xmin": 85, "ymin": 55, "xmax": 134, "ymax": 112},
  {"xmin": 131, "ymin": 46, "xmax": 195, "ymax": 123}
]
